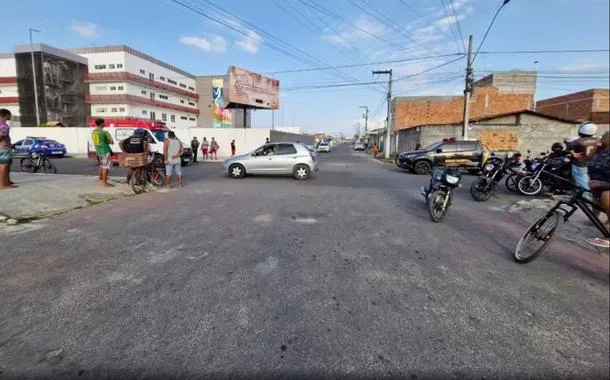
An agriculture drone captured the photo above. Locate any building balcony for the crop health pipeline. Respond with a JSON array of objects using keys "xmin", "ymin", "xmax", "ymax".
[
  {"xmin": 0, "ymin": 96, "xmax": 19, "ymax": 105},
  {"xmin": 84, "ymin": 72, "xmax": 199, "ymax": 100},
  {"xmin": 85, "ymin": 94, "xmax": 199, "ymax": 115}
]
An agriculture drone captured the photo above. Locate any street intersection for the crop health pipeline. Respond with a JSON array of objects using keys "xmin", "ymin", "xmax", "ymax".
[{"xmin": 1, "ymin": 144, "xmax": 608, "ymax": 378}]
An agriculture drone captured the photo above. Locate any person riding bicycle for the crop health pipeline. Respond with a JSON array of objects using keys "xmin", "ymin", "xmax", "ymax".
[{"xmin": 119, "ymin": 128, "xmax": 149, "ymax": 184}]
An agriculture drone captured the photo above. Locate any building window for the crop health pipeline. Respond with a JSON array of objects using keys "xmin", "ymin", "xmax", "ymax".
[
  {"xmin": 150, "ymin": 111, "xmax": 156, "ymax": 120},
  {"xmin": 180, "ymin": 99, "xmax": 185, "ymax": 104},
  {"xmin": 170, "ymin": 115, "xmax": 175, "ymax": 122},
  {"xmin": 117, "ymin": 86, "xmax": 124, "ymax": 90},
  {"xmin": 188, "ymin": 86, "xmax": 195, "ymax": 91},
  {"xmin": 111, "ymin": 107, "xmax": 118, "ymax": 112},
  {"xmin": 119, "ymin": 107, "xmax": 126, "ymax": 112},
  {"xmin": 167, "ymin": 79, "xmax": 177, "ymax": 85},
  {"xmin": 94, "ymin": 64, "xmax": 106, "ymax": 70},
  {"xmin": 117, "ymin": 63, "xmax": 123, "ymax": 68},
  {"xmin": 110, "ymin": 86, "xmax": 117, "ymax": 91},
  {"xmin": 180, "ymin": 116, "xmax": 188, "ymax": 120},
  {"xmin": 95, "ymin": 108, "xmax": 106, "ymax": 113},
  {"xmin": 150, "ymin": 93, "xmax": 155, "ymax": 101},
  {"xmin": 141, "ymin": 90, "xmax": 147, "ymax": 95},
  {"xmin": 189, "ymin": 117, "xmax": 196, "ymax": 121},
  {"xmin": 94, "ymin": 86, "xmax": 107, "ymax": 91},
  {"xmin": 188, "ymin": 101, "xmax": 195, "ymax": 106},
  {"xmin": 140, "ymin": 69, "xmax": 146, "ymax": 75},
  {"xmin": 149, "ymin": 73, "xmax": 155, "ymax": 81},
  {"xmin": 179, "ymin": 83, "xmax": 187, "ymax": 88},
  {"xmin": 142, "ymin": 110, "xmax": 148, "ymax": 115},
  {"xmin": 162, "ymin": 113, "xmax": 167, "ymax": 121},
  {"xmin": 160, "ymin": 76, "xmax": 166, "ymax": 81},
  {"xmin": 109, "ymin": 64, "xmax": 115, "ymax": 69},
  {"xmin": 159, "ymin": 94, "xmax": 168, "ymax": 100}
]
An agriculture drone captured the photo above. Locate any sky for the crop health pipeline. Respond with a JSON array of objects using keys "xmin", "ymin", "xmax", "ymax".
[{"xmin": 1, "ymin": 0, "xmax": 609, "ymax": 136}]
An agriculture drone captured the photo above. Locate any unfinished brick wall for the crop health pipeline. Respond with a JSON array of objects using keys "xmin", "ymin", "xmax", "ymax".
[
  {"xmin": 478, "ymin": 130, "xmax": 519, "ymax": 151},
  {"xmin": 536, "ymin": 89, "xmax": 609, "ymax": 123},
  {"xmin": 393, "ymin": 87, "xmax": 533, "ymax": 131}
]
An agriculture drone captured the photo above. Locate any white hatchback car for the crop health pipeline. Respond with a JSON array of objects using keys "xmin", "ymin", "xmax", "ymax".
[
  {"xmin": 317, "ymin": 141, "xmax": 331, "ymax": 153},
  {"xmin": 223, "ymin": 142, "xmax": 319, "ymax": 180}
]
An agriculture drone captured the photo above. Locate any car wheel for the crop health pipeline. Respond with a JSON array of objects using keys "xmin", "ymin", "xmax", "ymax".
[
  {"xmin": 229, "ymin": 163, "xmax": 246, "ymax": 179},
  {"xmin": 413, "ymin": 160, "xmax": 431, "ymax": 175},
  {"xmin": 293, "ymin": 164, "xmax": 311, "ymax": 180}
]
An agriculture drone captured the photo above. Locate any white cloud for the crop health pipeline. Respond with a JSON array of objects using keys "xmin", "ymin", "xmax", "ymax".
[
  {"xmin": 323, "ymin": 18, "xmax": 386, "ymax": 46},
  {"xmin": 179, "ymin": 36, "xmax": 227, "ymax": 53},
  {"xmin": 557, "ymin": 63, "xmax": 610, "ymax": 73},
  {"xmin": 236, "ymin": 30, "xmax": 262, "ymax": 53},
  {"xmin": 69, "ymin": 21, "xmax": 99, "ymax": 38}
]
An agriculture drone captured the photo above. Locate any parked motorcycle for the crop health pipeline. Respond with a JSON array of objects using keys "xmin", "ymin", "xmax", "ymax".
[
  {"xmin": 470, "ymin": 152, "xmax": 521, "ymax": 201},
  {"xmin": 421, "ymin": 168, "xmax": 462, "ymax": 222},
  {"xmin": 517, "ymin": 153, "xmax": 573, "ymax": 196},
  {"xmin": 504, "ymin": 150, "xmax": 545, "ymax": 193}
]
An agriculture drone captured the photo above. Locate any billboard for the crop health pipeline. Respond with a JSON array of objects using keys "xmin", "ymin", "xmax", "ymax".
[{"xmin": 225, "ymin": 66, "xmax": 280, "ymax": 110}]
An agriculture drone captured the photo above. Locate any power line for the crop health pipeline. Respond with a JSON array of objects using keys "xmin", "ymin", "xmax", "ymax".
[
  {"xmin": 266, "ymin": 53, "xmax": 464, "ymax": 74},
  {"xmin": 398, "ymin": 0, "xmax": 459, "ymax": 50},
  {"xmin": 448, "ymin": 0, "xmax": 467, "ymax": 52},
  {"xmin": 440, "ymin": 0, "xmax": 463, "ymax": 54},
  {"xmin": 394, "ymin": 56, "xmax": 465, "ymax": 82},
  {"xmin": 478, "ymin": 49, "xmax": 610, "ymax": 54}
]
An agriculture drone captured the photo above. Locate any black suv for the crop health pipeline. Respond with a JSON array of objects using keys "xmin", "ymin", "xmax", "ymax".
[{"xmin": 396, "ymin": 139, "xmax": 485, "ymax": 174}]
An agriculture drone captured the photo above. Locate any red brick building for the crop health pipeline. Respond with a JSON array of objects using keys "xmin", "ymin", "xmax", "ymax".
[
  {"xmin": 535, "ymin": 88, "xmax": 609, "ymax": 125},
  {"xmin": 391, "ymin": 72, "xmax": 536, "ymax": 132}
]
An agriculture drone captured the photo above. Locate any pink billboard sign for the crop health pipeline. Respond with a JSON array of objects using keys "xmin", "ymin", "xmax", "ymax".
[{"xmin": 225, "ymin": 66, "xmax": 280, "ymax": 110}]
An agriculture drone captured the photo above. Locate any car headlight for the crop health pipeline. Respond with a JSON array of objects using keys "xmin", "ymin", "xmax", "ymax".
[
  {"xmin": 445, "ymin": 174, "xmax": 459, "ymax": 184},
  {"xmin": 485, "ymin": 163, "xmax": 495, "ymax": 171}
]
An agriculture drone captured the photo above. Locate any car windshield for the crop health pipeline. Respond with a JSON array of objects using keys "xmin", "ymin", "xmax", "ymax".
[
  {"xmin": 152, "ymin": 131, "xmax": 168, "ymax": 142},
  {"xmin": 45, "ymin": 140, "xmax": 60, "ymax": 144},
  {"xmin": 422, "ymin": 142, "xmax": 443, "ymax": 151}
]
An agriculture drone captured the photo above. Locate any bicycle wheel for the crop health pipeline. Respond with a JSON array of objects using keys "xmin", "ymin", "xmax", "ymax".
[
  {"xmin": 20, "ymin": 157, "xmax": 35, "ymax": 173},
  {"xmin": 130, "ymin": 167, "xmax": 147, "ymax": 194},
  {"xmin": 505, "ymin": 174, "xmax": 521, "ymax": 193},
  {"xmin": 514, "ymin": 211, "xmax": 561, "ymax": 263},
  {"xmin": 41, "ymin": 157, "xmax": 57, "ymax": 174}
]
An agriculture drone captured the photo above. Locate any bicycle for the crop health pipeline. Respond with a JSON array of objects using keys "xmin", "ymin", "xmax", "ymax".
[
  {"xmin": 20, "ymin": 152, "xmax": 57, "ymax": 174},
  {"xmin": 129, "ymin": 156, "xmax": 166, "ymax": 194},
  {"xmin": 514, "ymin": 184, "xmax": 609, "ymax": 263}
]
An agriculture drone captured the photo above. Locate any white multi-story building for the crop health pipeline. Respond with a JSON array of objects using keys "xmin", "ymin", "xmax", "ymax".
[
  {"xmin": 0, "ymin": 53, "xmax": 20, "ymax": 123},
  {"xmin": 66, "ymin": 45, "xmax": 199, "ymax": 128}
]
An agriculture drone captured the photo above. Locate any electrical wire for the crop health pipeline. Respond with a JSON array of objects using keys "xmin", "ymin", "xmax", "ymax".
[
  {"xmin": 448, "ymin": 0, "xmax": 467, "ymax": 53},
  {"xmin": 398, "ymin": 0, "xmax": 459, "ymax": 51},
  {"xmin": 478, "ymin": 49, "xmax": 610, "ymax": 54}
]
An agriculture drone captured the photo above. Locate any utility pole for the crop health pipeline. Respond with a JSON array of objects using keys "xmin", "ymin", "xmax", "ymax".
[
  {"xmin": 372, "ymin": 69, "xmax": 392, "ymax": 159},
  {"xmin": 461, "ymin": 35, "xmax": 473, "ymax": 140},
  {"xmin": 359, "ymin": 105, "xmax": 369, "ymax": 134},
  {"xmin": 29, "ymin": 28, "xmax": 41, "ymax": 127}
]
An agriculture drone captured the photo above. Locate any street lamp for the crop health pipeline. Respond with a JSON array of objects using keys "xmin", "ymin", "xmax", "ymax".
[
  {"xmin": 29, "ymin": 28, "xmax": 41, "ymax": 127},
  {"xmin": 473, "ymin": 0, "xmax": 511, "ymax": 62}
]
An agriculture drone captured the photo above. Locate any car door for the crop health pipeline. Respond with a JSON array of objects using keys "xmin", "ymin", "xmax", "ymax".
[
  {"xmin": 435, "ymin": 141, "xmax": 457, "ymax": 166},
  {"xmin": 273, "ymin": 143, "xmax": 299, "ymax": 173},
  {"xmin": 247, "ymin": 144, "xmax": 276, "ymax": 174},
  {"xmin": 21, "ymin": 139, "xmax": 34, "ymax": 154},
  {"xmin": 456, "ymin": 141, "xmax": 481, "ymax": 168},
  {"xmin": 12, "ymin": 140, "xmax": 24, "ymax": 155}
]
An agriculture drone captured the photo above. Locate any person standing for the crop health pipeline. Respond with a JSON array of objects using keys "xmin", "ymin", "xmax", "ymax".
[
  {"xmin": 265, "ymin": 137, "xmax": 270, "ymax": 144},
  {"xmin": 415, "ymin": 141, "xmax": 422, "ymax": 150},
  {"xmin": 91, "ymin": 118, "xmax": 114, "ymax": 187},
  {"xmin": 586, "ymin": 131, "xmax": 610, "ymax": 248},
  {"xmin": 119, "ymin": 128, "xmax": 149, "ymax": 184},
  {"xmin": 0, "ymin": 108, "xmax": 14, "ymax": 189},
  {"xmin": 201, "ymin": 137, "xmax": 210, "ymax": 160},
  {"xmin": 191, "ymin": 136, "xmax": 200, "ymax": 162},
  {"xmin": 231, "ymin": 139, "xmax": 236, "ymax": 157},
  {"xmin": 210, "ymin": 137, "xmax": 219, "ymax": 160},
  {"xmin": 163, "ymin": 131, "xmax": 184, "ymax": 189},
  {"xmin": 566, "ymin": 122, "xmax": 599, "ymax": 201}
]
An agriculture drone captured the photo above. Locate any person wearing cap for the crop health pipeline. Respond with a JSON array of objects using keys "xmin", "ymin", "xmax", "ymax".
[
  {"xmin": 566, "ymin": 122, "xmax": 599, "ymax": 201},
  {"xmin": 119, "ymin": 128, "xmax": 149, "ymax": 184}
]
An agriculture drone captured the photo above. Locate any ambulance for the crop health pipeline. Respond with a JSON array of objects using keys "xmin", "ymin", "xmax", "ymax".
[{"xmin": 87, "ymin": 118, "xmax": 193, "ymax": 166}]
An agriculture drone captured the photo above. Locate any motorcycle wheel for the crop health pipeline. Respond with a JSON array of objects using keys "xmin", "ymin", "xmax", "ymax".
[
  {"xmin": 470, "ymin": 177, "xmax": 493, "ymax": 202},
  {"xmin": 150, "ymin": 167, "xmax": 166, "ymax": 187},
  {"xmin": 427, "ymin": 190, "xmax": 449, "ymax": 222},
  {"xmin": 505, "ymin": 174, "xmax": 521, "ymax": 193},
  {"xmin": 518, "ymin": 176, "xmax": 543, "ymax": 196}
]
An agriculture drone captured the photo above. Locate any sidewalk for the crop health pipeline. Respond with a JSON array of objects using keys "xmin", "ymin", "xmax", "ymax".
[
  {"xmin": 0, "ymin": 173, "xmax": 136, "ymax": 222},
  {"xmin": 507, "ymin": 197, "xmax": 609, "ymax": 253}
]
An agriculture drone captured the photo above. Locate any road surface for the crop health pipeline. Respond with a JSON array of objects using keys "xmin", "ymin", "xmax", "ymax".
[{"xmin": 1, "ymin": 144, "xmax": 608, "ymax": 379}]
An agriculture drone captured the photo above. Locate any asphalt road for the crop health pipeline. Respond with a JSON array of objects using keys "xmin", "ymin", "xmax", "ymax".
[{"xmin": 1, "ymin": 144, "xmax": 608, "ymax": 379}]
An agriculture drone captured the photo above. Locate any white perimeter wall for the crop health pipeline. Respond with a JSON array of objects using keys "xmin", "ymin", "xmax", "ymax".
[{"xmin": 10, "ymin": 128, "xmax": 274, "ymax": 157}]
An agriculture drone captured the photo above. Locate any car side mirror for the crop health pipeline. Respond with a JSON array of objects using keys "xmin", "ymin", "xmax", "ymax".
[{"xmin": 436, "ymin": 148, "xmax": 443, "ymax": 153}]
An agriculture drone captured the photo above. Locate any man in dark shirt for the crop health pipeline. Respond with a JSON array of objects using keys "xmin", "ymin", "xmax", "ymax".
[
  {"xmin": 119, "ymin": 128, "xmax": 149, "ymax": 184},
  {"xmin": 191, "ymin": 137, "xmax": 200, "ymax": 162},
  {"xmin": 566, "ymin": 122, "xmax": 599, "ymax": 201}
]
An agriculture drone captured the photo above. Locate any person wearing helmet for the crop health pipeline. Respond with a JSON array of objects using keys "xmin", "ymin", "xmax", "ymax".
[
  {"xmin": 548, "ymin": 142, "xmax": 567, "ymax": 159},
  {"xmin": 119, "ymin": 128, "xmax": 149, "ymax": 184},
  {"xmin": 566, "ymin": 122, "xmax": 599, "ymax": 200}
]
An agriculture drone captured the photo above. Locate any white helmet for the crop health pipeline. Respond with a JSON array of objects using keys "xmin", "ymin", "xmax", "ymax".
[
  {"xmin": 564, "ymin": 135, "xmax": 579, "ymax": 144},
  {"xmin": 578, "ymin": 121, "xmax": 597, "ymax": 137}
]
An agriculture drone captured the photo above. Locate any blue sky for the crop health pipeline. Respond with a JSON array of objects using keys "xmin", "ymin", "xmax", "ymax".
[{"xmin": 2, "ymin": 0, "xmax": 609, "ymax": 135}]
